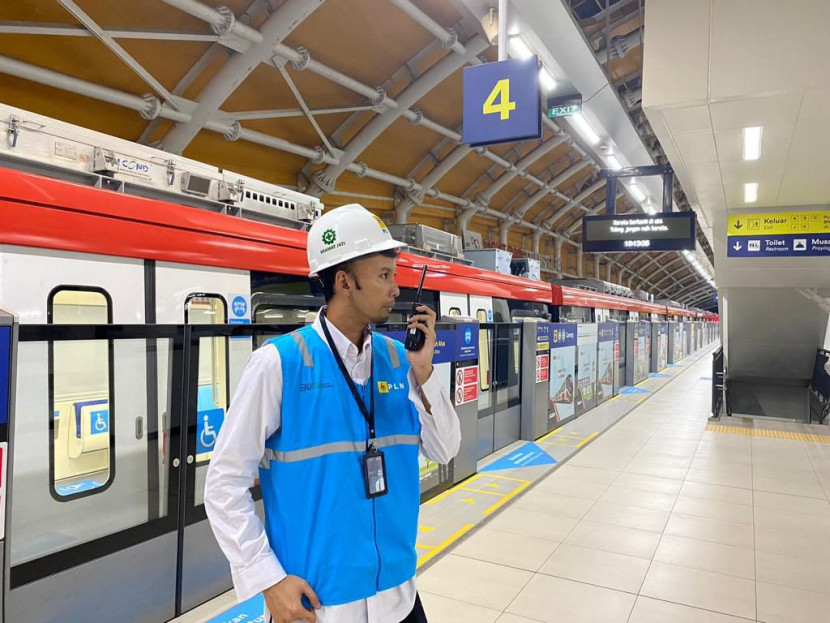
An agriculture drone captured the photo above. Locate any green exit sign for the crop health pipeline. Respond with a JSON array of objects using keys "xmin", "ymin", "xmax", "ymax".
[
  {"xmin": 548, "ymin": 104, "xmax": 581, "ymax": 118},
  {"xmin": 547, "ymin": 93, "xmax": 582, "ymax": 118}
]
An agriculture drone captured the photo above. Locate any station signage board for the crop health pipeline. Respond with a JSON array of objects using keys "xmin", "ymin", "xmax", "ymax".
[
  {"xmin": 582, "ymin": 212, "xmax": 697, "ymax": 252},
  {"xmin": 727, "ymin": 210, "xmax": 830, "ymax": 257},
  {"xmin": 463, "ymin": 57, "xmax": 541, "ymax": 147}
]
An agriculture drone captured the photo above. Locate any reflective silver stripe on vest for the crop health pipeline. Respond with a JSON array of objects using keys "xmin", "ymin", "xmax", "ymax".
[
  {"xmin": 291, "ymin": 331, "xmax": 314, "ymax": 367},
  {"xmin": 373, "ymin": 434, "xmax": 420, "ymax": 450},
  {"xmin": 260, "ymin": 434, "xmax": 420, "ymax": 468},
  {"xmin": 384, "ymin": 335, "xmax": 400, "ymax": 369}
]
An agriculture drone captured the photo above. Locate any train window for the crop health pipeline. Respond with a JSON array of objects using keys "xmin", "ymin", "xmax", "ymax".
[
  {"xmin": 493, "ymin": 298, "xmax": 510, "ymax": 322},
  {"xmin": 278, "ymin": 199, "xmax": 283, "ymax": 207},
  {"xmin": 477, "ymin": 309, "xmax": 491, "ymax": 392},
  {"xmin": 254, "ymin": 305, "xmax": 313, "ymax": 325},
  {"xmin": 560, "ymin": 305, "xmax": 592, "ymax": 324},
  {"xmin": 48, "ymin": 288, "xmax": 113, "ymax": 500},
  {"xmin": 448, "ymin": 307, "xmax": 462, "ymax": 316},
  {"xmin": 185, "ymin": 295, "xmax": 228, "ymax": 477},
  {"xmin": 245, "ymin": 191, "xmax": 251, "ymax": 199}
]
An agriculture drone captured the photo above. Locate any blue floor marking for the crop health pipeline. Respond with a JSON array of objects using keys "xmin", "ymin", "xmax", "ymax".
[
  {"xmin": 481, "ymin": 442, "xmax": 556, "ymax": 472},
  {"xmin": 620, "ymin": 386, "xmax": 651, "ymax": 395},
  {"xmin": 649, "ymin": 373, "xmax": 670, "ymax": 379},
  {"xmin": 206, "ymin": 594, "xmax": 265, "ymax": 623}
]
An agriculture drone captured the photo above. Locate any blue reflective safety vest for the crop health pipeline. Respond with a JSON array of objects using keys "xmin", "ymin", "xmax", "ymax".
[{"xmin": 259, "ymin": 325, "xmax": 422, "ymax": 606}]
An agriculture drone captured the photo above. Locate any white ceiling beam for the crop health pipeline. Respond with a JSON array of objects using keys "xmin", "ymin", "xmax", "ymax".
[
  {"xmin": 389, "ymin": 0, "xmax": 465, "ymax": 54},
  {"xmin": 0, "ymin": 22, "xmax": 218, "ymax": 41},
  {"xmin": 57, "ymin": 0, "xmax": 180, "ymax": 109},
  {"xmin": 161, "ymin": 0, "xmax": 323, "ymax": 154},
  {"xmin": 305, "ymin": 35, "xmax": 489, "ymax": 197}
]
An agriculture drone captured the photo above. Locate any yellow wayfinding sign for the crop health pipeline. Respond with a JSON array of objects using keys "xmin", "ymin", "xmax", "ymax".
[{"xmin": 728, "ymin": 211, "xmax": 830, "ymax": 236}]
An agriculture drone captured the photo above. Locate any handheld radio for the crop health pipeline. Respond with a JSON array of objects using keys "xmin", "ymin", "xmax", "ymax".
[{"xmin": 404, "ymin": 265, "xmax": 428, "ymax": 351}]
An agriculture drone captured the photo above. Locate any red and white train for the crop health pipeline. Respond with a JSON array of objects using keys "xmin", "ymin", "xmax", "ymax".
[{"xmin": 0, "ymin": 104, "xmax": 717, "ymax": 622}]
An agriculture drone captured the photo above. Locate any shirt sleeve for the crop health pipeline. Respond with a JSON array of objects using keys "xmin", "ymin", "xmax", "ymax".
[
  {"xmin": 204, "ymin": 343, "xmax": 286, "ymax": 602},
  {"xmin": 408, "ymin": 368, "xmax": 461, "ymax": 465}
]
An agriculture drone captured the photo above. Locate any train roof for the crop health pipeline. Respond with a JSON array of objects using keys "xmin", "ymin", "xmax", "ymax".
[{"xmin": 0, "ymin": 166, "xmax": 550, "ymax": 303}]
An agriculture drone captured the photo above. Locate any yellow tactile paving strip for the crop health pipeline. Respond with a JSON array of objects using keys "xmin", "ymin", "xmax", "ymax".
[
  {"xmin": 416, "ymin": 473, "xmax": 531, "ymax": 567},
  {"xmin": 706, "ymin": 423, "xmax": 830, "ymax": 444}
]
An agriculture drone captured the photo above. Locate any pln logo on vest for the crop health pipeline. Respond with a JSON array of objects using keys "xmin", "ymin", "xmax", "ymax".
[{"xmin": 377, "ymin": 381, "xmax": 405, "ymax": 394}]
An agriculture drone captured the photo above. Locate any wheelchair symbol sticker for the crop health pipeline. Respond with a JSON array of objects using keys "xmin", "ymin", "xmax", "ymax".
[
  {"xmin": 197, "ymin": 408, "xmax": 225, "ymax": 455},
  {"xmin": 90, "ymin": 409, "xmax": 109, "ymax": 435},
  {"xmin": 200, "ymin": 415, "xmax": 217, "ymax": 449}
]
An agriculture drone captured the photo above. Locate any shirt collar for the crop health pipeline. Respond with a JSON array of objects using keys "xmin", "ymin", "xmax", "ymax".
[{"xmin": 312, "ymin": 307, "xmax": 372, "ymax": 360}]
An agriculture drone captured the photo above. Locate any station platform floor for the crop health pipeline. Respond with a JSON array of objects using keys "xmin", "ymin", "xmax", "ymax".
[{"xmin": 175, "ymin": 345, "xmax": 830, "ymax": 623}]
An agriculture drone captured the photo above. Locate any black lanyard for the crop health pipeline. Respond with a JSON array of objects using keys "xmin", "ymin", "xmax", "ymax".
[{"xmin": 319, "ymin": 309, "xmax": 376, "ymax": 440}]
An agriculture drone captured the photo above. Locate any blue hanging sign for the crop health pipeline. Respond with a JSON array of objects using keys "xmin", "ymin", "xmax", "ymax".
[
  {"xmin": 727, "ymin": 234, "xmax": 830, "ymax": 257},
  {"xmin": 463, "ymin": 57, "xmax": 542, "ymax": 147}
]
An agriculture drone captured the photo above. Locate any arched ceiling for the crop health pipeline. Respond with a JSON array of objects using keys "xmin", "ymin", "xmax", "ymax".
[{"xmin": 0, "ymin": 0, "xmax": 716, "ymax": 308}]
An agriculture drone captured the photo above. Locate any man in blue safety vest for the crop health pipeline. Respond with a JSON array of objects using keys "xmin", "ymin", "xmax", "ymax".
[{"xmin": 206, "ymin": 203, "xmax": 461, "ymax": 623}]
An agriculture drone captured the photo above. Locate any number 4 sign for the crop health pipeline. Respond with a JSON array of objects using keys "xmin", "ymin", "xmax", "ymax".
[{"xmin": 463, "ymin": 57, "xmax": 541, "ymax": 147}]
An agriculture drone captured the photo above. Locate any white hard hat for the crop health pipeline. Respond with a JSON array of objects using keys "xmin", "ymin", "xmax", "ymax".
[{"xmin": 306, "ymin": 204, "xmax": 405, "ymax": 276}]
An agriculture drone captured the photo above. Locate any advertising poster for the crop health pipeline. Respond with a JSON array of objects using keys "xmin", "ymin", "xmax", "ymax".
[
  {"xmin": 657, "ymin": 323, "xmax": 668, "ymax": 371},
  {"xmin": 597, "ymin": 323, "xmax": 616, "ymax": 404},
  {"xmin": 673, "ymin": 323, "xmax": 684, "ymax": 362},
  {"xmin": 548, "ymin": 323, "xmax": 577, "ymax": 424},
  {"xmin": 633, "ymin": 321, "xmax": 650, "ymax": 384},
  {"xmin": 576, "ymin": 324, "xmax": 598, "ymax": 416}
]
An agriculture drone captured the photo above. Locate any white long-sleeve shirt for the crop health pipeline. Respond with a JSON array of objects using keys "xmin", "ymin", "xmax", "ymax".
[{"xmin": 205, "ymin": 315, "xmax": 461, "ymax": 623}]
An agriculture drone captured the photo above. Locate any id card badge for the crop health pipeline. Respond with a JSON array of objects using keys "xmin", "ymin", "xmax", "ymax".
[{"xmin": 363, "ymin": 446, "xmax": 388, "ymax": 499}]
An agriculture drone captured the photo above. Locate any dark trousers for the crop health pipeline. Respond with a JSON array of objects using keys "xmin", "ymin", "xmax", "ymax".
[{"xmin": 399, "ymin": 593, "xmax": 428, "ymax": 623}]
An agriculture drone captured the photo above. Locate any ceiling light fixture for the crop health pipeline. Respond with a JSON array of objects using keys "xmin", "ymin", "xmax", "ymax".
[
  {"xmin": 508, "ymin": 35, "xmax": 533, "ymax": 59},
  {"xmin": 570, "ymin": 113, "xmax": 601, "ymax": 145},
  {"xmin": 605, "ymin": 154, "xmax": 622, "ymax": 170},
  {"xmin": 744, "ymin": 182, "xmax": 759, "ymax": 203},
  {"xmin": 629, "ymin": 184, "xmax": 646, "ymax": 203},
  {"xmin": 742, "ymin": 126, "xmax": 763, "ymax": 161},
  {"xmin": 539, "ymin": 67, "xmax": 556, "ymax": 92}
]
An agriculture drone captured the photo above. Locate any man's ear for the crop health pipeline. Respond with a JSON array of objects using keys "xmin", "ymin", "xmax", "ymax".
[{"xmin": 334, "ymin": 267, "xmax": 355, "ymax": 296}]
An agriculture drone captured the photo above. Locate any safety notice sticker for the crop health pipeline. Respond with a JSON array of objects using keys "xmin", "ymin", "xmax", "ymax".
[{"xmin": 454, "ymin": 365, "xmax": 478, "ymax": 406}]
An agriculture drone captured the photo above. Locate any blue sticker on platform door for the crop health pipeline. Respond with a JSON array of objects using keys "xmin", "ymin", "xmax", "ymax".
[
  {"xmin": 481, "ymin": 442, "xmax": 556, "ymax": 472},
  {"xmin": 457, "ymin": 325, "xmax": 479, "ymax": 361},
  {"xmin": 197, "ymin": 408, "xmax": 225, "ymax": 455}
]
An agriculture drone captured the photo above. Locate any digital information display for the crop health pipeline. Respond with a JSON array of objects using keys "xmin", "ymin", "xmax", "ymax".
[{"xmin": 582, "ymin": 212, "xmax": 697, "ymax": 252}]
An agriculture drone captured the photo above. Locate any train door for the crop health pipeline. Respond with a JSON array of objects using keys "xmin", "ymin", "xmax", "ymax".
[
  {"xmin": 2, "ymin": 247, "xmax": 184, "ymax": 623},
  {"xmin": 154, "ymin": 262, "xmax": 252, "ymax": 613},
  {"xmin": 476, "ymin": 319, "xmax": 522, "ymax": 460}
]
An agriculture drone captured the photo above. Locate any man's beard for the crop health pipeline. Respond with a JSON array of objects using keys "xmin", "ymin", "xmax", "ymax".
[{"xmin": 370, "ymin": 309, "xmax": 391, "ymax": 325}]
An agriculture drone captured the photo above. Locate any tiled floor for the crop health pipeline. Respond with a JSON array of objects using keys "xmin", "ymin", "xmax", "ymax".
[{"xmin": 417, "ymin": 353, "xmax": 830, "ymax": 623}]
